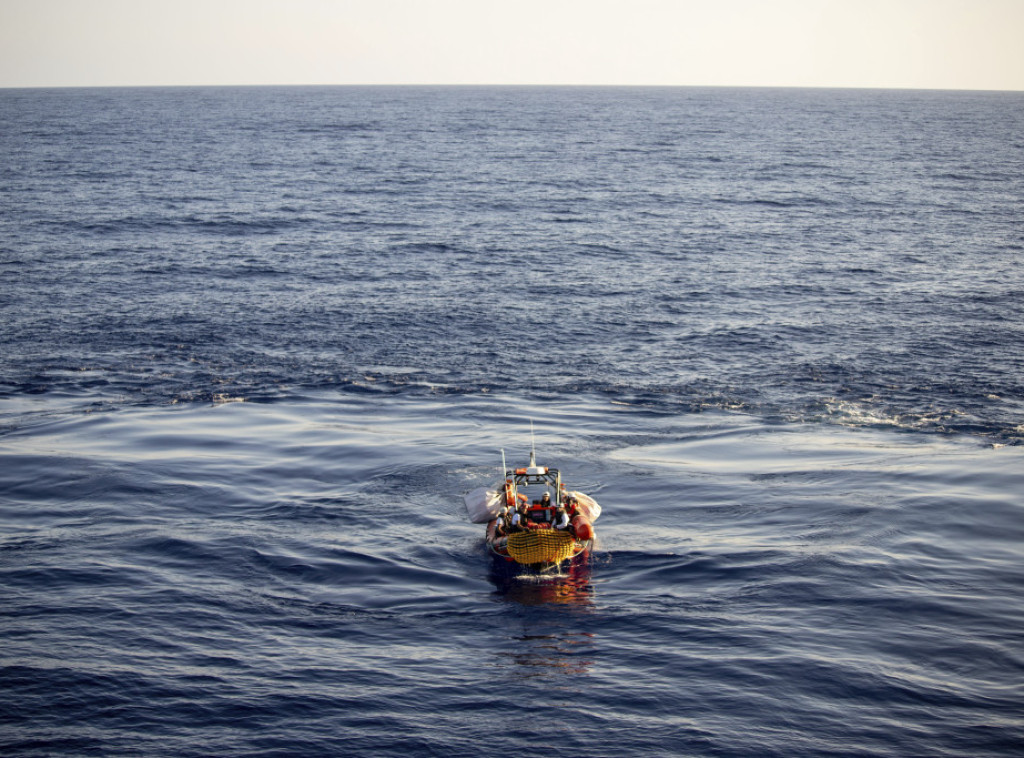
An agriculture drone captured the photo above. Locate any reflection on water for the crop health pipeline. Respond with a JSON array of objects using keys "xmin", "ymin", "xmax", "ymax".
[
  {"xmin": 489, "ymin": 552, "xmax": 596, "ymax": 608},
  {"xmin": 500, "ymin": 632, "xmax": 597, "ymax": 678},
  {"xmin": 488, "ymin": 553, "xmax": 598, "ymax": 677}
]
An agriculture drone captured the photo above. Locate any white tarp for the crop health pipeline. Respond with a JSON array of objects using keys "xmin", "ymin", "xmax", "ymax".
[
  {"xmin": 464, "ymin": 486, "xmax": 505, "ymax": 523},
  {"xmin": 568, "ymin": 491, "xmax": 601, "ymax": 522}
]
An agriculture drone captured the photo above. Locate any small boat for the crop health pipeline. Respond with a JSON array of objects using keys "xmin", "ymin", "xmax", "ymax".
[{"xmin": 465, "ymin": 448, "xmax": 601, "ymax": 571}]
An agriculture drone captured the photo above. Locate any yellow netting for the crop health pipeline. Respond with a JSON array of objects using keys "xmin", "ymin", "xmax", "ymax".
[{"xmin": 506, "ymin": 530, "xmax": 577, "ymax": 565}]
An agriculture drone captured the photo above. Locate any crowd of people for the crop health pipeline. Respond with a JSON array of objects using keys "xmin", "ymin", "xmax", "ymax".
[{"xmin": 495, "ymin": 490, "xmax": 580, "ymax": 537}]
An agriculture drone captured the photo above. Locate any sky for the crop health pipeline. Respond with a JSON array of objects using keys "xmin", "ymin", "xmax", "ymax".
[{"xmin": 2, "ymin": 0, "xmax": 1023, "ymax": 91}]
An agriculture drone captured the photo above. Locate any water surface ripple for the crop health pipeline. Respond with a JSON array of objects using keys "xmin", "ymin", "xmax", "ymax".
[{"xmin": 2, "ymin": 87, "xmax": 1023, "ymax": 756}]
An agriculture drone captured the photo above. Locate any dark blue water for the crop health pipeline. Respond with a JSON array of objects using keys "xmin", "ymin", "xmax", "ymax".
[{"xmin": 2, "ymin": 86, "xmax": 1023, "ymax": 756}]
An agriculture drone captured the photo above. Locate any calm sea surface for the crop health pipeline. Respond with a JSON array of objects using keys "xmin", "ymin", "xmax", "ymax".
[{"xmin": 1, "ymin": 86, "xmax": 1023, "ymax": 756}]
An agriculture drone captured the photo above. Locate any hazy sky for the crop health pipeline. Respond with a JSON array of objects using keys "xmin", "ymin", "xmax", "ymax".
[{"xmin": 2, "ymin": 0, "xmax": 1022, "ymax": 90}]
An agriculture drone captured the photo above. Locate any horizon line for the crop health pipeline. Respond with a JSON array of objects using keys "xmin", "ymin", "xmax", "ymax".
[{"xmin": 3, "ymin": 82, "xmax": 1023, "ymax": 94}]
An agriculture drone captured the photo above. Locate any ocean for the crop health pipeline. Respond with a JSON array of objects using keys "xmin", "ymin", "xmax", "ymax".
[{"xmin": 1, "ymin": 85, "xmax": 1022, "ymax": 756}]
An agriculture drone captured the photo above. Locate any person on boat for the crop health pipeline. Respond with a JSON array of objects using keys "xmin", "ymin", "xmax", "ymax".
[
  {"xmin": 540, "ymin": 492, "xmax": 569, "ymax": 524},
  {"xmin": 523, "ymin": 493, "xmax": 553, "ymax": 526},
  {"xmin": 519, "ymin": 492, "xmax": 570, "ymax": 530},
  {"xmin": 507, "ymin": 503, "xmax": 526, "ymax": 532},
  {"xmin": 493, "ymin": 507, "xmax": 510, "ymax": 538}
]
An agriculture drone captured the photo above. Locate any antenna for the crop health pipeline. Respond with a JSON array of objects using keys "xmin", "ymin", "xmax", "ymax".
[
  {"xmin": 529, "ymin": 419, "xmax": 537, "ymax": 467},
  {"xmin": 501, "ymin": 448, "xmax": 507, "ymax": 478}
]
